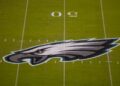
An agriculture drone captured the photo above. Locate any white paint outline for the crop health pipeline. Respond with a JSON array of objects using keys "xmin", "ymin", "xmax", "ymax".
[{"xmin": 3, "ymin": 38, "xmax": 119, "ymax": 67}]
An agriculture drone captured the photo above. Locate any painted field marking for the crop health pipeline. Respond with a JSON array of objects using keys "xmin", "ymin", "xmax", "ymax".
[
  {"xmin": 29, "ymin": 39, "xmax": 32, "ymax": 43},
  {"xmin": 63, "ymin": 0, "xmax": 66, "ymax": 86},
  {"xmin": 46, "ymin": 39, "xmax": 49, "ymax": 42},
  {"xmin": 100, "ymin": 0, "xmax": 113, "ymax": 86},
  {"xmin": 15, "ymin": 0, "xmax": 29, "ymax": 86},
  {"xmin": 98, "ymin": 61, "xmax": 102, "ymax": 64},
  {"xmin": 4, "ymin": 38, "xmax": 7, "ymax": 42},
  {"xmin": 72, "ymin": 61, "xmax": 75, "ymax": 64},
  {"xmin": 81, "ymin": 60, "xmax": 84, "ymax": 64},
  {"xmin": 89, "ymin": 61, "xmax": 92, "ymax": 64},
  {"xmin": 12, "ymin": 38, "xmax": 15, "ymax": 42},
  {"xmin": 54, "ymin": 40, "xmax": 58, "ymax": 42},
  {"xmin": 38, "ymin": 40, "xmax": 41, "ymax": 42},
  {"xmin": 55, "ymin": 60, "xmax": 57, "ymax": 63},
  {"xmin": 116, "ymin": 61, "xmax": 119, "ymax": 64},
  {"xmin": 0, "ymin": 60, "xmax": 2, "ymax": 63}
]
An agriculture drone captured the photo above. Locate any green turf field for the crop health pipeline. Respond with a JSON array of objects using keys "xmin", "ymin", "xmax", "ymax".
[{"xmin": 0, "ymin": 0, "xmax": 120, "ymax": 86}]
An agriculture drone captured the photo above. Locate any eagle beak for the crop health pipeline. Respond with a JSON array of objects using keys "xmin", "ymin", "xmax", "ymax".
[
  {"xmin": 4, "ymin": 53, "xmax": 49, "ymax": 66},
  {"xmin": 4, "ymin": 53, "xmax": 25, "ymax": 64}
]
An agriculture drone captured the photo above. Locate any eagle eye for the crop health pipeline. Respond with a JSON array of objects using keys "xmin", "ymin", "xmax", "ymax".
[{"xmin": 32, "ymin": 49, "xmax": 45, "ymax": 55}]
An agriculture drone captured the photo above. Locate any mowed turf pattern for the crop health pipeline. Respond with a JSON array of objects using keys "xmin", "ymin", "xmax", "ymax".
[{"xmin": 0, "ymin": 0, "xmax": 120, "ymax": 86}]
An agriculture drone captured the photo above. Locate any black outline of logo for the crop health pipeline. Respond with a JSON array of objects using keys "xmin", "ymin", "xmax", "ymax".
[{"xmin": 3, "ymin": 38, "xmax": 119, "ymax": 66}]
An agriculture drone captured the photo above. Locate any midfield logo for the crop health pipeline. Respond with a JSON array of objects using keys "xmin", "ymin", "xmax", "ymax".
[{"xmin": 3, "ymin": 38, "xmax": 119, "ymax": 66}]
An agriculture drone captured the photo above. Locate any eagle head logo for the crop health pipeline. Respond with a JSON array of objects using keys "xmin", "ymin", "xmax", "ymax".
[{"xmin": 3, "ymin": 38, "xmax": 119, "ymax": 66}]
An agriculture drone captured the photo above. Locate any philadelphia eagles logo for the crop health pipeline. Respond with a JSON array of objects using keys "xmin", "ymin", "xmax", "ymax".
[{"xmin": 3, "ymin": 38, "xmax": 119, "ymax": 66}]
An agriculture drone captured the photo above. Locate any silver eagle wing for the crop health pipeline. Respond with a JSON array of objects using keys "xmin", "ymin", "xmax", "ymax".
[{"xmin": 39, "ymin": 38, "xmax": 118, "ymax": 61}]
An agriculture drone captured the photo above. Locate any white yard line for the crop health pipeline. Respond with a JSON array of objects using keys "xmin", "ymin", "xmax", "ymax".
[
  {"xmin": 99, "ymin": 0, "xmax": 113, "ymax": 86},
  {"xmin": 15, "ymin": 0, "xmax": 29, "ymax": 86},
  {"xmin": 63, "ymin": 0, "xmax": 66, "ymax": 86}
]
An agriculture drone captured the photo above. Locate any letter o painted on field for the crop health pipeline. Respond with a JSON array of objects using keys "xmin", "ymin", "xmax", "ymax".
[{"xmin": 51, "ymin": 11, "xmax": 62, "ymax": 17}]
